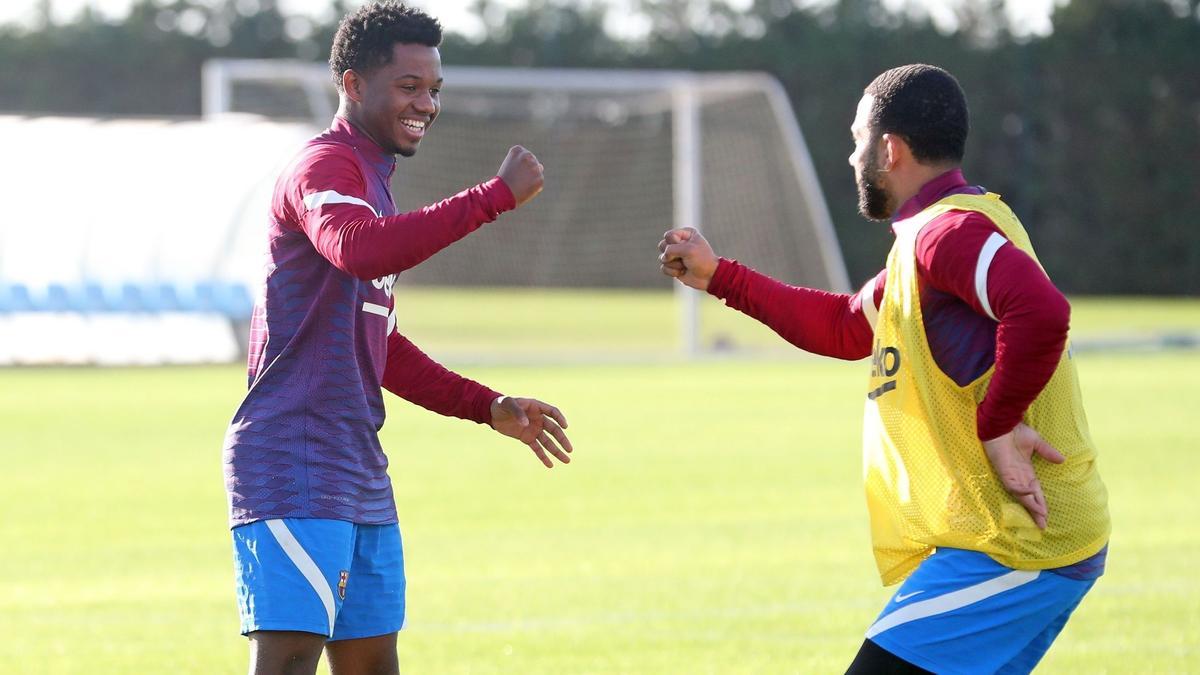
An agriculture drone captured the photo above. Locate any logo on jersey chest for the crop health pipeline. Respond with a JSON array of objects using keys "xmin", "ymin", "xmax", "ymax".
[
  {"xmin": 869, "ymin": 340, "xmax": 901, "ymax": 400},
  {"xmin": 362, "ymin": 274, "xmax": 399, "ymax": 335}
]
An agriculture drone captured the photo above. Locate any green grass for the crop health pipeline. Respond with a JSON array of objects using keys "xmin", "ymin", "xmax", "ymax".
[
  {"xmin": 0, "ymin": 296, "xmax": 1197, "ymax": 673},
  {"xmin": 391, "ymin": 288, "xmax": 1200, "ymax": 360},
  {"xmin": 1064, "ymin": 296, "xmax": 1200, "ymax": 335}
]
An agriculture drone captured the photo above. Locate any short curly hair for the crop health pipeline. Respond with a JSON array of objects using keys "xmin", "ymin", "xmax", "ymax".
[
  {"xmin": 864, "ymin": 64, "xmax": 969, "ymax": 164},
  {"xmin": 329, "ymin": 2, "xmax": 443, "ymax": 91}
]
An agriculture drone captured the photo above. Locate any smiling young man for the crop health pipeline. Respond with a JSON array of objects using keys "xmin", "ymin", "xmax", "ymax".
[
  {"xmin": 659, "ymin": 65, "xmax": 1109, "ymax": 673},
  {"xmin": 221, "ymin": 4, "xmax": 574, "ymax": 674}
]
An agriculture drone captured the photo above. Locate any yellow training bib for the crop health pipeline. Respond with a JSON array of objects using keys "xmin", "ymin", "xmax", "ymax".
[{"xmin": 863, "ymin": 193, "xmax": 1109, "ymax": 586}]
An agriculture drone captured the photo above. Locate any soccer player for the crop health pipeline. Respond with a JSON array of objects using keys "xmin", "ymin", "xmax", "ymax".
[
  {"xmin": 659, "ymin": 64, "xmax": 1109, "ymax": 674},
  {"xmin": 221, "ymin": 4, "xmax": 573, "ymax": 674}
]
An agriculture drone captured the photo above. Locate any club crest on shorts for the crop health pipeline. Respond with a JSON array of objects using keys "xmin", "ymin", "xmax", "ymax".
[{"xmin": 338, "ymin": 570, "xmax": 349, "ymax": 600}]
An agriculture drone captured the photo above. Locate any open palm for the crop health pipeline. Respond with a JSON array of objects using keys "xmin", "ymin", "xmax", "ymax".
[
  {"xmin": 982, "ymin": 422, "xmax": 1066, "ymax": 529},
  {"xmin": 490, "ymin": 396, "xmax": 573, "ymax": 468}
]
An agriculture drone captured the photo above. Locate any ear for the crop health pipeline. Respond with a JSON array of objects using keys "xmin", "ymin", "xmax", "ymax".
[
  {"xmin": 341, "ymin": 69, "xmax": 365, "ymax": 104},
  {"xmin": 880, "ymin": 133, "xmax": 911, "ymax": 172}
]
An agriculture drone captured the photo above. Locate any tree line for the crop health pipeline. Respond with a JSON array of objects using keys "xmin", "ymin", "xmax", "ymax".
[{"xmin": 1, "ymin": 0, "xmax": 1195, "ymax": 293}]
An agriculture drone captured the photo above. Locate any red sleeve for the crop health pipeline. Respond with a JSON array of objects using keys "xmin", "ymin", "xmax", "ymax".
[
  {"xmin": 706, "ymin": 258, "xmax": 878, "ymax": 360},
  {"xmin": 292, "ymin": 147, "xmax": 516, "ymax": 280},
  {"xmin": 381, "ymin": 331, "xmax": 500, "ymax": 424},
  {"xmin": 916, "ymin": 213, "xmax": 1071, "ymax": 441}
]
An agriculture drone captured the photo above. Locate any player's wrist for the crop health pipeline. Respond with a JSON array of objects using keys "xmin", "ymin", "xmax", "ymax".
[
  {"xmin": 479, "ymin": 393, "xmax": 506, "ymax": 426},
  {"xmin": 706, "ymin": 257, "xmax": 737, "ymax": 297},
  {"xmin": 978, "ymin": 417, "xmax": 1017, "ymax": 444},
  {"xmin": 483, "ymin": 176, "xmax": 518, "ymax": 213}
]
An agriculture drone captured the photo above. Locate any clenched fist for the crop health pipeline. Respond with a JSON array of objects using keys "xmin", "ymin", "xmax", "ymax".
[
  {"xmin": 497, "ymin": 145, "xmax": 544, "ymax": 208},
  {"xmin": 658, "ymin": 227, "xmax": 719, "ymax": 291}
]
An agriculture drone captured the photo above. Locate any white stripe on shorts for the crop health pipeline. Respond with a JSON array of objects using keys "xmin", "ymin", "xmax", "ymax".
[
  {"xmin": 865, "ymin": 569, "xmax": 1040, "ymax": 640},
  {"xmin": 265, "ymin": 519, "xmax": 337, "ymax": 636}
]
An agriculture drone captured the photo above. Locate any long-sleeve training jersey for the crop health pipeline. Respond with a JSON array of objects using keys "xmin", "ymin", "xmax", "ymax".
[
  {"xmin": 708, "ymin": 169, "xmax": 1070, "ymax": 442},
  {"xmin": 223, "ymin": 116, "xmax": 514, "ymax": 527}
]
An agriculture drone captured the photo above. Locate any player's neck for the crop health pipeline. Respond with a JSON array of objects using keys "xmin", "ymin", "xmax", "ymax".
[
  {"xmin": 335, "ymin": 105, "xmax": 389, "ymax": 155},
  {"xmin": 890, "ymin": 162, "xmax": 958, "ymax": 212}
]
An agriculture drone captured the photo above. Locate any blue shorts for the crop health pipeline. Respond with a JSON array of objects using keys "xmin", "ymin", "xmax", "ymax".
[
  {"xmin": 867, "ymin": 548, "xmax": 1098, "ymax": 675},
  {"xmin": 231, "ymin": 518, "xmax": 405, "ymax": 641}
]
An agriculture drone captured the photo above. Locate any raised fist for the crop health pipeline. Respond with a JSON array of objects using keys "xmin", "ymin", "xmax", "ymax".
[
  {"xmin": 497, "ymin": 145, "xmax": 544, "ymax": 208},
  {"xmin": 658, "ymin": 227, "xmax": 719, "ymax": 291}
]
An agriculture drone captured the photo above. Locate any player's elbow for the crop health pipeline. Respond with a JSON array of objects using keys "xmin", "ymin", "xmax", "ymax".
[
  {"xmin": 339, "ymin": 256, "xmax": 389, "ymax": 281},
  {"xmin": 1040, "ymin": 285, "xmax": 1071, "ymax": 337},
  {"xmin": 831, "ymin": 341, "xmax": 873, "ymax": 362},
  {"xmin": 326, "ymin": 231, "xmax": 393, "ymax": 280},
  {"xmin": 319, "ymin": 246, "xmax": 383, "ymax": 280}
]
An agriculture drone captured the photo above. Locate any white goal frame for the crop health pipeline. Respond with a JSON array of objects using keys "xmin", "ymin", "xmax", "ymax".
[{"xmin": 203, "ymin": 59, "xmax": 851, "ymax": 357}]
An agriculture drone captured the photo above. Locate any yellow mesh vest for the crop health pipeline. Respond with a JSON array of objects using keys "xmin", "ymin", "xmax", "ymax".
[{"xmin": 864, "ymin": 192, "xmax": 1110, "ymax": 586}]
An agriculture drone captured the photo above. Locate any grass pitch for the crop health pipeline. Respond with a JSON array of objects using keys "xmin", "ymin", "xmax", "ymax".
[{"xmin": 0, "ymin": 295, "xmax": 1196, "ymax": 673}]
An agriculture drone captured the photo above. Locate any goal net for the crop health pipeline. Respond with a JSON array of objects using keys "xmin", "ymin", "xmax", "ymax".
[{"xmin": 204, "ymin": 59, "xmax": 850, "ymax": 361}]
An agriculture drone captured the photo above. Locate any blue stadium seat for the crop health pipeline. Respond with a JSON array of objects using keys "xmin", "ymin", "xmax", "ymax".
[
  {"xmin": 0, "ymin": 282, "xmax": 35, "ymax": 313},
  {"xmin": 193, "ymin": 280, "xmax": 220, "ymax": 313},
  {"xmin": 172, "ymin": 282, "xmax": 202, "ymax": 312},
  {"xmin": 92, "ymin": 282, "xmax": 141, "ymax": 313},
  {"xmin": 223, "ymin": 282, "xmax": 255, "ymax": 319},
  {"xmin": 210, "ymin": 281, "xmax": 254, "ymax": 319},
  {"xmin": 155, "ymin": 283, "xmax": 183, "ymax": 312},
  {"xmin": 61, "ymin": 283, "xmax": 97, "ymax": 313},
  {"xmin": 43, "ymin": 283, "xmax": 74, "ymax": 312},
  {"xmin": 80, "ymin": 282, "xmax": 111, "ymax": 312},
  {"xmin": 194, "ymin": 280, "xmax": 253, "ymax": 318},
  {"xmin": 137, "ymin": 283, "xmax": 180, "ymax": 313},
  {"xmin": 119, "ymin": 282, "xmax": 145, "ymax": 312}
]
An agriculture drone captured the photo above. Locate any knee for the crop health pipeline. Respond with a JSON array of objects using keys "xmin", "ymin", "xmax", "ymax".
[{"xmin": 248, "ymin": 630, "xmax": 326, "ymax": 675}]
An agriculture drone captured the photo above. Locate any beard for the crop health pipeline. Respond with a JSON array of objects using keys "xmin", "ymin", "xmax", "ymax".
[{"xmin": 856, "ymin": 146, "xmax": 893, "ymax": 221}]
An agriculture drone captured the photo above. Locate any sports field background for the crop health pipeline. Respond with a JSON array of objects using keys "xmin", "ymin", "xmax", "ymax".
[{"xmin": 0, "ymin": 293, "xmax": 1197, "ymax": 673}]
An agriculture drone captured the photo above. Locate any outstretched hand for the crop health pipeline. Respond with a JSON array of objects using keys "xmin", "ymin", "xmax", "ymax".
[
  {"xmin": 490, "ymin": 396, "xmax": 573, "ymax": 468},
  {"xmin": 982, "ymin": 422, "xmax": 1066, "ymax": 530},
  {"xmin": 658, "ymin": 227, "xmax": 719, "ymax": 291},
  {"xmin": 496, "ymin": 145, "xmax": 544, "ymax": 208}
]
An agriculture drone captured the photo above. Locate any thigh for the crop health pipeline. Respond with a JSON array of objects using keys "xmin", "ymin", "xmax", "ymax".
[
  {"xmin": 994, "ymin": 592, "xmax": 1088, "ymax": 675},
  {"xmin": 864, "ymin": 548, "xmax": 1096, "ymax": 674},
  {"xmin": 326, "ymin": 632, "xmax": 399, "ymax": 675},
  {"xmin": 329, "ymin": 523, "xmax": 406, "ymax": 641},
  {"xmin": 846, "ymin": 638, "xmax": 933, "ymax": 674},
  {"xmin": 233, "ymin": 518, "xmax": 357, "ymax": 638}
]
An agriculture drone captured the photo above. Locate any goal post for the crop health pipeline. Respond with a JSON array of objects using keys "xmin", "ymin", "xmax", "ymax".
[{"xmin": 203, "ymin": 59, "xmax": 850, "ymax": 359}]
